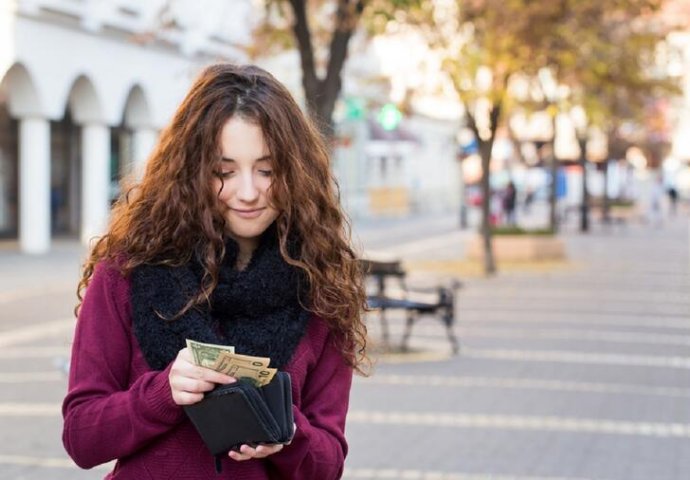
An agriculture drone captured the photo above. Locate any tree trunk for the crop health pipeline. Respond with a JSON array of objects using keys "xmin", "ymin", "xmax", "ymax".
[
  {"xmin": 479, "ymin": 140, "xmax": 496, "ymax": 274},
  {"xmin": 465, "ymin": 102, "xmax": 501, "ymax": 276},
  {"xmin": 288, "ymin": 0, "xmax": 365, "ymax": 141},
  {"xmin": 578, "ymin": 136, "xmax": 590, "ymax": 232},
  {"xmin": 604, "ymin": 125, "xmax": 621, "ymax": 223},
  {"xmin": 602, "ymin": 160, "xmax": 610, "ymax": 222},
  {"xmin": 549, "ymin": 113, "xmax": 559, "ymax": 231}
]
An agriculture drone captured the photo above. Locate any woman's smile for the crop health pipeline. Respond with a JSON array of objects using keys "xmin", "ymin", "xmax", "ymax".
[{"xmin": 231, "ymin": 207, "xmax": 266, "ymax": 219}]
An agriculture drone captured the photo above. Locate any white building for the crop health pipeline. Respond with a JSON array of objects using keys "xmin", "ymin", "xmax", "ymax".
[
  {"xmin": 0, "ymin": 0, "xmax": 251, "ymax": 253},
  {"xmin": 333, "ymin": 32, "xmax": 463, "ymax": 220},
  {"xmin": 1, "ymin": 0, "xmax": 465, "ymax": 254}
]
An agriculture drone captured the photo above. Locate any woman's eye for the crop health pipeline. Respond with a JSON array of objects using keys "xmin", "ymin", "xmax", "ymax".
[
  {"xmin": 216, "ymin": 170, "xmax": 235, "ymax": 179},
  {"xmin": 258, "ymin": 169, "xmax": 273, "ymax": 177}
]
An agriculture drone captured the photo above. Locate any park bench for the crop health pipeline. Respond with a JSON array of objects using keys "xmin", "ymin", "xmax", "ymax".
[{"xmin": 360, "ymin": 258, "xmax": 461, "ymax": 354}]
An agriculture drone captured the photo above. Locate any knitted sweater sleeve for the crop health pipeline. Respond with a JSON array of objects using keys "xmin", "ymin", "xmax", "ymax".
[
  {"xmin": 62, "ymin": 263, "xmax": 185, "ymax": 469},
  {"xmin": 267, "ymin": 324, "xmax": 353, "ymax": 480}
]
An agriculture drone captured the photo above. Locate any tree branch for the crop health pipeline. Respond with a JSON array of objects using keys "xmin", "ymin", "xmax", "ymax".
[
  {"xmin": 320, "ymin": 0, "xmax": 366, "ymax": 119},
  {"xmin": 288, "ymin": 0, "xmax": 319, "ymax": 108}
]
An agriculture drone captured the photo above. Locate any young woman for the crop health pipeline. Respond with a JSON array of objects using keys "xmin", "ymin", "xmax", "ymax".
[{"xmin": 62, "ymin": 63, "xmax": 367, "ymax": 479}]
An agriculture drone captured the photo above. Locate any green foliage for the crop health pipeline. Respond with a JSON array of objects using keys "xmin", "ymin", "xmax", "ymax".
[
  {"xmin": 609, "ymin": 199, "xmax": 636, "ymax": 208},
  {"xmin": 386, "ymin": 0, "xmax": 680, "ymax": 273},
  {"xmin": 490, "ymin": 226, "xmax": 556, "ymax": 236},
  {"xmin": 556, "ymin": 1, "xmax": 680, "ymax": 129},
  {"xmin": 590, "ymin": 197, "xmax": 636, "ymax": 208}
]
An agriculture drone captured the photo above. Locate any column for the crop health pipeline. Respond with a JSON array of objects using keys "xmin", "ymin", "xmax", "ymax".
[
  {"xmin": 19, "ymin": 117, "xmax": 50, "ymax": 254},
  {"xmin": 132, "ymin": 127, "xmax": 157, "ymax": 179},
  {"xmin": 80, "ymin": 122, "xmax": 111, "ymax": 245}
]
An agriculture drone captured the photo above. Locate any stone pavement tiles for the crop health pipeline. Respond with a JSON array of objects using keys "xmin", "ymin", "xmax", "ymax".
[
  {"xmin": 0, "ymin": 219, "xmax": 688, "ymax": 479},
  {"xmin": 344, "ymin": 220, "xmax": 690, "ymax": 480}
]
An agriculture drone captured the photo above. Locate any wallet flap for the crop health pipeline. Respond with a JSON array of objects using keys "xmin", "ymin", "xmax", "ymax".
[
  {"xmin": 183, "ymin": 373, "xmax": 294, "ymax": 456},
  {"xmin": 183, "ymin": 383, "xmax": 279, "ymax": 456},
  {"xmin": 281, "ymin": 374, "xmax": 295, "ymax": 441},
  {"xmin": 235, "ymin": 381, "xmax": 281, "ymax": 439},
  {"xmin": 259, "ymin": 372, "xmax": 294, "ymax": 442}
]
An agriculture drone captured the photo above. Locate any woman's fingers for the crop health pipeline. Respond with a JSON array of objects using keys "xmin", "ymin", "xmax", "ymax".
[
  {"xmin": 172, "ymin": 391, "xmax": 204, "ymax": 405},
  {"xmin": 169, "ymin": 376, "xmax": 216, "ymax": 394},
  {"xmin": 169, "ymin": 348, "xmax": 236, "ymax": 405},
  {"xmin": 254, "ymin": 444, "xmax": 284, "ymax": 457},
  {"xmin": 228, "ymin": 449, "xmax": 250, "ymax": 461},
  {"xmin": 228, "ymin": 443, "xmax": 284, "ymax": 461},
  {"xmin": 180, "ymin": 364, "xmax": 235, "ymax": 386}
]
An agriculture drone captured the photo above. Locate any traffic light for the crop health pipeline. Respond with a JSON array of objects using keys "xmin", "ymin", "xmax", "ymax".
[
  {"xmin": 377, "ymin": 103, "xmax": 402, "ymax": 131},
  {"xmin": 344, "ymin": 97, "xmax": 366, "ymax": 120}
]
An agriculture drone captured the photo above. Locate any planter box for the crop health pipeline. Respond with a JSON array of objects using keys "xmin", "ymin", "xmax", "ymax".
[
  {"xmin": 467, "ymin": 234, "xmax": 566, "ymax": 262},
  {"xmin": 368, "ymin": 187, "xmax": 410, "ymax": 216},
  {"xmin": 609, "ymin": 206, "xmax": 638, "ymax": 222}
]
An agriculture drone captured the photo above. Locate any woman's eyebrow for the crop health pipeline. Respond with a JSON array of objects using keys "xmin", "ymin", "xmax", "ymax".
[{"xmin": 220, "ymin": 155, "xmax": 271, "ymax": 163}]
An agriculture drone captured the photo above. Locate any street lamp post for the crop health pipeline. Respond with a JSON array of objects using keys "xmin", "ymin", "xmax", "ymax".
[
  {"xmin": 538, "ymin": 68, "xmax": 562, "ymax": 232},
  {"xmin": 457, "ymin": 127, "xmax": 476, "ymax": 230},
  {"xmin": 571, "ymin": 106, "xmax": 589, "ymax": 232}
]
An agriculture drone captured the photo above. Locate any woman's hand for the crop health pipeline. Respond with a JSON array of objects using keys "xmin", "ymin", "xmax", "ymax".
[
  {"xmin": 228, "ymin": 444, "xmax": 284, "ymax": 461},
  {"xmin": 168, "ymin": 347, "xmax": 236, "ymax": 406},
  {"xmin": 229, "ymin": 424, "xmax": 295, "ymax": 461}
]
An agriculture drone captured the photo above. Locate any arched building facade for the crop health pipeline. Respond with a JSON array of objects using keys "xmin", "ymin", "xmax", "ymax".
[
  {"xmin": 0, "ymin": 0, "xmax": 248, "ymax": 253},
  {"xmin": 2, "ymin": 1, "xmax": 468, "ymax": 255}
]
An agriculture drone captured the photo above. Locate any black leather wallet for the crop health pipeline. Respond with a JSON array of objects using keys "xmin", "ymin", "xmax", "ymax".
[{"xmin": 183, "ymin": 371, "xmax": 295, "ymax": 457}]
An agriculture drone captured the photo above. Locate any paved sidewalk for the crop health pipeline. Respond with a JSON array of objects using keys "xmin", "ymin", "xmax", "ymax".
[
  {"xmin": 346, "ymin": 217, "xmax": 690, "ymax": 480},
  {"xmin": 0, "ymin": 214, "xmax": 688, "ymax": 479}
]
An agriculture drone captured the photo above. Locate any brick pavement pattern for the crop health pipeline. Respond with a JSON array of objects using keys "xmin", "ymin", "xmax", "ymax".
[{"xmin": 0, "ymin": 215, "xmax": 688, "ymax": 480}]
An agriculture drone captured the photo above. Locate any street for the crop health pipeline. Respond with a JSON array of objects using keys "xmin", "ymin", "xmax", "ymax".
[{"xmin": 0, "ymin": 213, "xmax": 689, "ymax": 479}]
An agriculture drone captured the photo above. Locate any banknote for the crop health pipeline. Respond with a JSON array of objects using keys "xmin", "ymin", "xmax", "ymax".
[
  {"xmin": 186, "ymin": 339, "xmax": 235, "ymax": 368},
  {"xmin": 212, "ymin": 351, "xmax": 277, "ymax": 387}
]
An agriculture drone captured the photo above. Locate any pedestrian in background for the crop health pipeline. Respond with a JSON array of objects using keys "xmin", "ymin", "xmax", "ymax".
[
  {"xmin": 648, "ymin": 174, "xmax": 665, "ymax": 227},
  {"xmin": 523, "ymin": 187, "xmax": 535, "ymax": 215},
  {"xmin": 62, "ymin": 63, "xmax": 367, "ymax": 479},
  {"xmin": 667, "ymin": 185, "xmax": 678, "ymax": 217},
  {"xmin": 502, "ymin": 180, "xmax": 517, "ymax": 226}
]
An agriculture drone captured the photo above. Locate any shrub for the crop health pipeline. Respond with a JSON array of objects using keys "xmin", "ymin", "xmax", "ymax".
[{"xmin": 490, "ymin": 226, "xmax": 556, "ymax": 236}]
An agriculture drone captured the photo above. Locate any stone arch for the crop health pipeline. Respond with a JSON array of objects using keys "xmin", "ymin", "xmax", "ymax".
[
  {"xmin": 112, "ymin": 84, "xmax": 153, "ymax": 200},
  {"xmin": 122, "ymin": 84, "xmax": 152, "ymax": 129},
  {"xmin": 118, "ymin": 83, "xmax": 158, "ymax": 180},
  {"xmin": 0, "ymin": 62, "xmax": 42, "ymax": 117},
  {"xmin": 0, "ymin": 64, "xmax": 27, "ymax": 239},
  {"xmin": 51, "ymin": 73, "xmax": 105, "ymax": 239},
  {"xmin": 65, "ymin": 74, "xmax": 105, "ymax": 125}
]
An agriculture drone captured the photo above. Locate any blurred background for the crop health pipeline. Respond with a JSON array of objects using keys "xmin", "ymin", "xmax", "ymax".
[{"xmin": 0, "ymin": 1, "xmax": 689, "ymax": 479}]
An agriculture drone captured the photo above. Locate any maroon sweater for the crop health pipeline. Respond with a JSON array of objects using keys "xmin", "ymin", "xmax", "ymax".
[{"xmin": 62, "ymin": 263, "xmax": 352, "ymax": 479}]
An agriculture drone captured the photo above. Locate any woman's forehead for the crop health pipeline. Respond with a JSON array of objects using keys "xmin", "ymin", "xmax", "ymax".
[{"xmin": 219, "ymin": 117, "xmax": 269, "ymax": 161}]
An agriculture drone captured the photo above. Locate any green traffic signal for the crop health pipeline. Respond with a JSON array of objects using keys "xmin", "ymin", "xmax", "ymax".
[
  {"xmin": 377, "ymin": 103, "xmax": 402, "ymax": 131},
  {"xmin": 344, "ymin": 97, "xmax": 365, "ymax": 120}
]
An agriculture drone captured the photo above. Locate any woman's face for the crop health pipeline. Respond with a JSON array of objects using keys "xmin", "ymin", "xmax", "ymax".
[{"xmin": 213, "ymin": 116, "xmax": 279, "ymax": 254}]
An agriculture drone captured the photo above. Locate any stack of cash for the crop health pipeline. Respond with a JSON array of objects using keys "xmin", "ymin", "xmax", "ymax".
[{"xmin": 186, "ymin": 339, "xmax": 277, "ymax": 387}]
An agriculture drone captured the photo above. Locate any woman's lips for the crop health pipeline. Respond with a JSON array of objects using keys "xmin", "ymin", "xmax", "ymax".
[{"xmin": 231, "ymin": 208, "xmax": 265, "ymax": 219}]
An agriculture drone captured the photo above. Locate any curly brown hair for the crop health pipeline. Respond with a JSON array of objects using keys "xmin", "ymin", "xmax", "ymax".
[{"xmin": 77, "ymin": 63, "xmax": 368, "ymax": 373}]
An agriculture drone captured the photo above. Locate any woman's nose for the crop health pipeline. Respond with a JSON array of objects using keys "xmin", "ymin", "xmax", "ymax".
[{"xmin": 237, "ymin": 172, "xmax": 259, "ymax": 201}]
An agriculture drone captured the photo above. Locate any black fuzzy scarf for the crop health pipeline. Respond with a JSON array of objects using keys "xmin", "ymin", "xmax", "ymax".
[{"xmin": 130, "ymin": 230, "xmax": 311, "ymax": 371}]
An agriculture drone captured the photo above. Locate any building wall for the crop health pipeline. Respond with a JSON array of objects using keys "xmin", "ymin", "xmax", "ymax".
[
  {"xmin": 404, "ymin": 116, "xmax": 462, "ymax": 214},
  {"xmin": 334, "ymin": 114, "xmax": 462, "ymax": 219},
  {"xmin": 1, "ymin": 0, "xmax": 467, "ymax": 251},
  {"xmin": 0, "ymin": 0, "xmax": 250, "ymax": 252}
]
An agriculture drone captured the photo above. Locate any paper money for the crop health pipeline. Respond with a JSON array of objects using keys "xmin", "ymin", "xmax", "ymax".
[
  {"xmin": 186, "ymin": 339, "xmax": 277, "ymax": 387},
  {"xmin": 186, "ymin": 339, "xmax": 235, "ymax": 368},
  {"xmin": 213, "ymin": 351, "xmax": 277, "ymax": 387}
]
